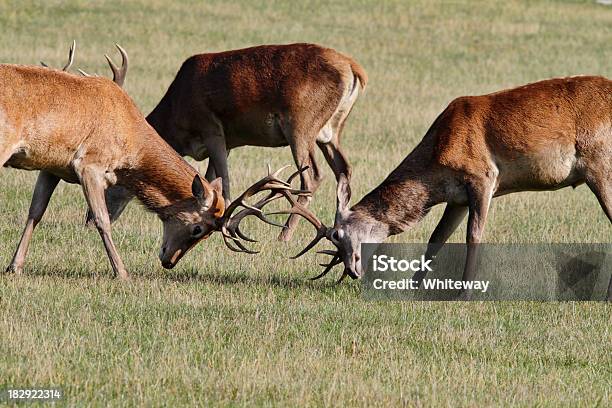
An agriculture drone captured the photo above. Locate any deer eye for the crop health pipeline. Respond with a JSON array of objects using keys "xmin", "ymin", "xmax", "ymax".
[
  {"xmin": 331, "ymin": 230, "xmax": 340, "ymax": 243},
  {"xmin": 192, "ymin": 225, "xmax": 203, "ymax": 237}
]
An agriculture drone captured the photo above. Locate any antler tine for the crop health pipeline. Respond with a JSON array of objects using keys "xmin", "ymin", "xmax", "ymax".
[
  {"xmin": 266, "ymin": 191, "xmax": 322, "ymax": 229},
  {"xmin": 311, "ymin": 254, "xmax": 342, "ymax": 280},
  {"xmin": 221, "ymin": 232, "xmax": 259, "ymax": 254},
  {"xmin": 62, "ymin": 40, "xmax": 76, "ymax": 71},
  {"xmin": 336, "ymin": 270, "xmax": 349, "ymax": 284},
  {"xmin": 40, "ymin": 40, "xmax": 75, "ymax": 71},
  {"xmin": 265, "ymin": 190, "xmax": 330, "ymax": 259},
  {"xmin": 77, "ymin": 68, "xmax": 98, "ymax": 77},
  {"xmin": 105, "ymin": 44, "xmax": 128, "ymax": 86},
  {"xmin": 218, "ymin": 166, "xmax": 309, "ymax": 253},
  {"xmin": 292, "ymin": 229, "xmax": 329, "ymax": 259}
]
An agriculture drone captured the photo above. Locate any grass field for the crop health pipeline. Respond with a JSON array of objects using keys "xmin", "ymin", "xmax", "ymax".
[{"xmin": 0, "ymin": 0, "xmax": 611, "ymax": 406}]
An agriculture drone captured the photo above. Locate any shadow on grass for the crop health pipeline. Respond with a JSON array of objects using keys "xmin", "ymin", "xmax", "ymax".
[
  {"xmin": 2, "ymin": 265, "xmax": 352, "ymax": 292},
  {"xmin": 162, "ymin": 267, "xmax": 349, "ymax": 291},
  {"xmin": 1, "ymin": 267, "xmax": 107, "ymax": 280}
]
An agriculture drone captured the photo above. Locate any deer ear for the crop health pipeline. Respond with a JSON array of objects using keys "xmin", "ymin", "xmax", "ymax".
[
  {"xmin": 207, "ymin": 177, "xmax": 225, "ymax": 217},
  {"xmin": 191, "ymin": 175, "xmax": 206, "ymax": 200},
  {"xmin": 336, "ymin": 173, "xmax": 351, "ymax": 211},
  {"xmin": 210, "ymin": 177, "xmax": 223, "ymax": 196}
]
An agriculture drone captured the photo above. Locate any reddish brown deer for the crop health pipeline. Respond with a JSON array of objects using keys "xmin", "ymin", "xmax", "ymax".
[
  {"xmin": 1, "ymin": 56, "xmax": 299, "ymax": 279},
  {"xmin": 96, "ymin": 43, "xmax": 367, "ymax": 241},
  {"xmin": 281, "ymin": 76, "xmax": 611, "ymax": 298}
]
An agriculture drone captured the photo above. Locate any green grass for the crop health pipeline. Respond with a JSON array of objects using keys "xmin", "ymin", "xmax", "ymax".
[{"xmin": 0, "ymin": 0, "xmax": 611, "ymax": 406}]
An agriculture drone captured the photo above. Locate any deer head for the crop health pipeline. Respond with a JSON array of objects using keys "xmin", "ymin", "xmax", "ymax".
[
  {"xmin": 158, "ymin": 175, "xmax": 224, "ymax": 269},
  {"xmin": 159, "ymin": 166, "xmax": 308, "ymax": 269}
]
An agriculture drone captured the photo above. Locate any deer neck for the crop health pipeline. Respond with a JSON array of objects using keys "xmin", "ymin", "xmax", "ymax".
[
  {"xmin": 351, "ymin": 157, "xmax": 442, "ymax": 237},
  {"xmin": 119, "ymin": 128, "xmax": 197, "ymax": 218}
]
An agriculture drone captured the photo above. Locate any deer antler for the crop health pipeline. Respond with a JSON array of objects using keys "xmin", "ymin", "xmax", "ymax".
[
  {"xmin": 104, "ymin": 44, "xmax": 128, "ymax": 86},
  {"xmin": 266, "ymin": 189, "xmax": 349, "ymax": 281},
  {"xmin": 217, "ymin": 166, "xmax": 310, "ymax": 253},
  {"xmin": 40, "ymin": 40, "xmax": 76, "ymax": 72}
]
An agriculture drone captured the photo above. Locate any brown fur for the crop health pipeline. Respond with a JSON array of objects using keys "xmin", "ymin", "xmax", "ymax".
[
  {"xmin": 332, "ymin": 76, "xmax": 611, "ymax": 290},
  {"xmin": 1, "ymin": 65, "xmax": 223, "ymax": 278},
  {"xmin": 139, "ymin": 43, "xmax": 367, "ymax": 241},
  {"xmin": 357, "ymin": 76, "xmax": 611, "ymax": 222}
]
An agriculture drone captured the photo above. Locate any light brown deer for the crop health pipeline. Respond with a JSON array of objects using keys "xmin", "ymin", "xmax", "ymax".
[
  {"xmin": 1, "ymin": 53, "xmax": 300, "ymax": 279},
  {"xmin": 95, "ymin": 43, "xmax": 367, "ymax": 242},
  {"xmin": 280, "ymin": 76, "xmax": 611, "ymax": 298}
]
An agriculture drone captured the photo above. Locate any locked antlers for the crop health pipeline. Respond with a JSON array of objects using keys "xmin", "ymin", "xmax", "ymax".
[
  {"xmin": 217, "ymin": 166, "xmax": 310, "ymax": 253},
  {"xmin": 265, "ymin": 179, "xmax": 349, "ymax": 282},
  {"xmin": 218, "ymin": 165, "xmax": 347, "ymax": 282}
]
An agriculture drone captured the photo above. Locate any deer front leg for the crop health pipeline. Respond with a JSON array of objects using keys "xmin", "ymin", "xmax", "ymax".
[
  {"xmin": 85, "ymin": 184, "xmax": 134, "ymax": 226},
  {"xmin": 412, "ymin": 204, "xmax": 468, "ymax": 285},
  {"xmin": 204, "ymin": 160, "xmax": 217, "ymax": 181},
  {"xmin": 206, "ymin": 136, "xmax": 230, "ymax": 205},
  {"xmin": 79, "ymin": 167, "xmax": 128, "ymax": 279},
  {"xmin": 460, "ymin": 181, "xmax": 494, "ymax": 300},
  {"xmin": 6, "ymin": 171, "xmax": 60, "ymax": 274}
]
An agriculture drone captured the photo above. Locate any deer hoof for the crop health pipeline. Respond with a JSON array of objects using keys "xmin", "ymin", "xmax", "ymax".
[{"xmin": 5, "ymin": 264, "xmax": 23, "ymax": 274}]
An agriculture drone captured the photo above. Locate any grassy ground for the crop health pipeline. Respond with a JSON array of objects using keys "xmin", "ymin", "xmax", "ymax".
[{"xmin": 0, "ymin": 0, "xmax": 611, "ymax": 406}]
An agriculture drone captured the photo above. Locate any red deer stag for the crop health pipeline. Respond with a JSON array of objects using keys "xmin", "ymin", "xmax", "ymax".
[
  {"xmin": 280, "ymin": 76, "xmax": 611, "ymax": 298},
  {"xmin": 1, "ymin": 51, "xmax": 300, "ymax": 279},
  {"xmin": 95, "ymin": 43, "xmax": 367, "ymax": 242}
]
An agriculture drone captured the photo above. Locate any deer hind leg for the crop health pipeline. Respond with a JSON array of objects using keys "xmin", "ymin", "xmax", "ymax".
[
  {"xmin": 316, "ymin": 93, "xmax": 359, "ymax": 183},
  {"xmin": 6, "ymin": 171, "xmax": 60, "ymax": 274},
  {"xmin": 79, "ymin": 166, "xmax": 128, "ymax": 279},
  {"xmin": 317, "ymin": 133, "xmax": 351, "ymax": 183},
  {"xmin": 278, "ymin": 138, "xmax": 320, "ymax": 242}
]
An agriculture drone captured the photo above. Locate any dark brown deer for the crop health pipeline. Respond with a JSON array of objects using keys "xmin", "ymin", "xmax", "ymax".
[
  {"xmin": 1, "ymin": 56, "xmax": 300, "ymax": 279},
  {"xmin": 95, "ymin": 43, "xmax": 367, "ymax": 241},
  {"xmin": 281, "ymin": 76, "xmax": 611, "ymax": 298}
]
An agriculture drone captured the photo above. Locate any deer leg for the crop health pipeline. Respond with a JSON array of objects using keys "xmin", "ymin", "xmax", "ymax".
[
  {"xmin": 79, "ymin": 167, "xmax": 128, "ymax": 279},
  {"xmin": 6, "ymin": 171, "xmax": 60, "ymax": 274},
  {"xmin": 205, "ymin": 133, "xmax": 230, "ymax": 203},
  {"xmin": 278, "ymin": 141, "xmax": 319, "ymax": 242},
  {"xmin": 585, "ymin": 176, "xmax": 611, "ymax": 301},
  {"xmin": 308, "ymin": 150, "xmax": 324, "ymax": 191},
  {"xmin": 204, "ymin": 159, "xmax": 217, "ymax": 181},
  {"xmin": 586, "ymin": 178, "xmax": 612, "ymax": 223},
  {"xmin": 317, "ymin": 119, "xmax": 352, "ymax": 182},
  {"xmin": 85, "ymin": 184, "xmax": 134, "ymax": 226},
  {"xmin": 318, "ymin": 139, "xmax": 351, "ymax": 182},
  {"xmin": 412, "ymin": 204, "xmax": 468, "ymax": 285},
  {"xmin": 463, "ymin": 181, "xmax": 494, "ymax": 285}
]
